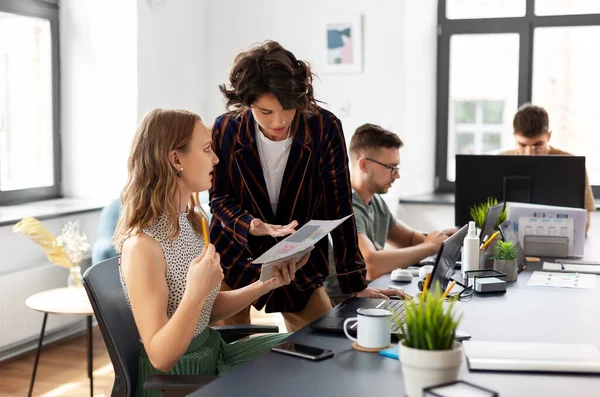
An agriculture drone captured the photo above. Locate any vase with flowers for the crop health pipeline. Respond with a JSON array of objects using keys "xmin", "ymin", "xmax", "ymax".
[{"xmin": 14, "ymin": 218, "xmax": 91, "ymax": 288}]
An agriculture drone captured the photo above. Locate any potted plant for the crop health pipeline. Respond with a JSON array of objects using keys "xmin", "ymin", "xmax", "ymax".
[
  {"xmin": 393, "ymin": 286, "xmax": 463, "ymax": 397},
  {"xmin": 469, "ymin": 197, "xmax": 507, "ymax": 230},
  {"xmin": 492, "ymin": 240, "xmax": 518, "ymax": 282}
]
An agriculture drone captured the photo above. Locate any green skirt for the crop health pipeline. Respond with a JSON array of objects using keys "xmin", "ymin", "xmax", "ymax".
[{"xmin": 137, "ymin": 328, "xmax": 288, "ymax": 397}]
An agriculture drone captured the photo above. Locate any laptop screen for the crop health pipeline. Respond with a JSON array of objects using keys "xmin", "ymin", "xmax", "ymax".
[
  {"xmin": 429, "ymin": 224, "xmax": 469, "ymax": 292},
  {"xmin": 479, "ymin": 203, "xmax": 504, "ymax": 244}
]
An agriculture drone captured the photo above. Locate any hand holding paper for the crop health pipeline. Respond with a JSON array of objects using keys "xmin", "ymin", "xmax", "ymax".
[{"xmin": 255, "ymin": 215, "xmax": 353, "ymax": 282}]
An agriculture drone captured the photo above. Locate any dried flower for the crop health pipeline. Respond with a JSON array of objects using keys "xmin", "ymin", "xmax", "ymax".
[
  {"xmin": 55, "ymin": 220, "xmax": 90, "ymax": 267},
  {"xmin": 14, "ymin": 217, "xmax": 89, "ymax": 268}
]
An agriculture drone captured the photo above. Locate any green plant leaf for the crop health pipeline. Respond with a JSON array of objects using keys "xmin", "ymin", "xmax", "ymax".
[
  {"xmin": 393, "ymin": 284, "xmax": 462, "ymax": 351},
  {"xmin": 492, "ymin": 240, "xmax": 518, "ymax": 260}
]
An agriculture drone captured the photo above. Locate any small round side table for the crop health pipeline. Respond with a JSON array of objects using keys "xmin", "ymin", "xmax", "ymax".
[{"xmin": 25, "ymin": 287, "xmax": 95, "ymax": 397}]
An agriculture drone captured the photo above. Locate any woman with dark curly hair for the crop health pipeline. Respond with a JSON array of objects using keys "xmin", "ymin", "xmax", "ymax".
[{"xmin": 210, "ymin": 41, "xmax": 396, "ymax": 332}]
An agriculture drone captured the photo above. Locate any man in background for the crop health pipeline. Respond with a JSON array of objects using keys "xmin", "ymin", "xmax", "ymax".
[
  {"xmin": 500, "ymin": 103, "xmax": 595, "ymax": 234},
  {"xmin": 346, "ymin": 123, "xmax": 453, "ymax": 281}
]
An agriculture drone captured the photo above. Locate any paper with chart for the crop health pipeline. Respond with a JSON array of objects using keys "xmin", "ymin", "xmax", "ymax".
[
  {"xmin": 527, "ymin": 271, "xmax": 596, "ymax": 289},
  {"xmin": 252, "ymin": 214, "xmax": 353, "ymax": 265}
]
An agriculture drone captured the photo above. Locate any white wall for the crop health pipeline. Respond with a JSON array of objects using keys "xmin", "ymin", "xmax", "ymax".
[
  {"xmin": 137, "ymin": 0, "xmax": 208, "ymax": 119},
  {"xmin": 59, "ymin": 0, "xmax": 439, "ymax": 203},
  {"xmin": 60, "ymin": 0, "xmax": 138, "ymax": 200},
  {"xmin": 204, "ymin": 0, "xmax": 439, "ymax": 203},
  {"xmin": 399, "ymin": 0, "xmax": 438, "ymax": 202}
]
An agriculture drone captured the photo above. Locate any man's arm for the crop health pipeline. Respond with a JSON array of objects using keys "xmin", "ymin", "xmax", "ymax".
[
  {"xmin": 386, "ymin": 221, "xmax": 426, "ymax": 248},
  {"xmin": 359, "ymin": 232, "xmax": 440, "ymax": 280}
]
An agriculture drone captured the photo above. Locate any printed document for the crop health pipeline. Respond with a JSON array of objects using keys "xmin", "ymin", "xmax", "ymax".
[
  {"xmin": 252, "ymin": 214, "xmax": 353, "ymax": 265},
  {"xmin": 528, "ymin": 271, "xmax": 596, "ymax": 289}
]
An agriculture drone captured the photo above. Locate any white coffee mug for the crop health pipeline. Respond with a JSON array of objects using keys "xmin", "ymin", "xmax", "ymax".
[{"xmin": 343, "ymin": 308, "xmax": 392, "ymax": 349}]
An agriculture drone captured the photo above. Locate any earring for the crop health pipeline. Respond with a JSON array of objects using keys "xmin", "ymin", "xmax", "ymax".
[{"xmin": 176, "ymin": 167, "xmax": 183, "ymax": 177}]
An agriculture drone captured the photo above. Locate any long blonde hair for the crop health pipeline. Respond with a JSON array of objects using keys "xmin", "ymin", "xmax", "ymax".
[{"xmin": 114, "ymin": 109, "xmax": 208, "ymax": 250}]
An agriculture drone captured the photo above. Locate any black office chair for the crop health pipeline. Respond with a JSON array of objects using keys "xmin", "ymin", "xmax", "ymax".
[{"xmin": 84, "ymin": 257, "xmax": 278, "ymax": 397}]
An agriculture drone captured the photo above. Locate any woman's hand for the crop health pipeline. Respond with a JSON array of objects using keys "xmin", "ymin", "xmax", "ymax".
[
  {"xmin": 262, "ymin": 252, "xmax": 310, "ymax": 291},
  {"xmin": 249, "ymin": 218, "xmax": 298, "ymax": 237},
  {"xmin": 185, "ymin": 244, "xmax": 223, "ymax": 304}
]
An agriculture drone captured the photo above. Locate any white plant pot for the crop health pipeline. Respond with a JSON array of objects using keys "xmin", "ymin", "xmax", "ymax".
[
  {"xmin": 494, "ymin": 259, "xmax": 518, "ymax": 282},
  {"xmin": 399, "ymin": 341, "xmax": 463, "ymax": 397}
]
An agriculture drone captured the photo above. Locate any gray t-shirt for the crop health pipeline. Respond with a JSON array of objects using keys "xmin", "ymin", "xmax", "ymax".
[
  {"xmin": 324, "ymin": 191, "xmax": 396, "ymax": 295},
  {"xmin": 352, "ymin": 191, "xmax": 396, "ymax": 250}
]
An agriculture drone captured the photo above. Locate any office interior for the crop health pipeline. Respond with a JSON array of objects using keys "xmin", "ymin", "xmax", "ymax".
[{"xmin": 1, "ymin": 0, "xmax": 600, "ymax": 396}]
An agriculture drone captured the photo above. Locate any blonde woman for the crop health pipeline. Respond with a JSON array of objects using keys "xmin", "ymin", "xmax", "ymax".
[{"xmin": 115, "ymin": 109, "xmax": 308, "ymax": 396}]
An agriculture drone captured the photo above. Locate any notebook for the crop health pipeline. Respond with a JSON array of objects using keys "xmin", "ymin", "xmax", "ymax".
[
  {"xmin": 379, "ymin": 345, "xmax": 399, "ymax": 360},
  {"xmin": 463, "ymin": 341, "xmax": 600, "ymax": 373}
]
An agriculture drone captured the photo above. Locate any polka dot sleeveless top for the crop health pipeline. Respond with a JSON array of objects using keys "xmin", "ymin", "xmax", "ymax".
[{"xmin": 121, "ymin": 212, "xmax": 220, "ymax": 337}]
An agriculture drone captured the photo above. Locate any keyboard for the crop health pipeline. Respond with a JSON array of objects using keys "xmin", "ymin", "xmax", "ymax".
[{"xmin": 375, "ymin": 299, "xmax": 407, "ymax": 333}]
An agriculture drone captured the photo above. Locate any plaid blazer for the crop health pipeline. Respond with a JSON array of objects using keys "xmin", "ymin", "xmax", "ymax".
[{"xmin": 209, "ymin": 107, "xmax": 367, "ymax": 313}]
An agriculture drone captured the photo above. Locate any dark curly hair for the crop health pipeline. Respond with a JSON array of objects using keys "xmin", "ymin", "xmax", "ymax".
[
  {"xmin": 219, "ymin": 41, "xmax": 319, "ymax": 115},
  {"xmin": 513, "ymin": 103, "xmax": 549, "ymax": 138}
]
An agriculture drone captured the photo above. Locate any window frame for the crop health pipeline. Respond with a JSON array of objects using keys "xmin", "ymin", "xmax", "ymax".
[
  {"xmin": 435, "ymin": 0, "xmax": 600, "ymax": 198},
  {"xmin": 0, "ymin": 0, "xmax": 60, "ymax": 205}
]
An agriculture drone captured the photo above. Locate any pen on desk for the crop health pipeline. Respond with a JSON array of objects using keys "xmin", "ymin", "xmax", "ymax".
[
  {"xmin": 202, "ymin": 218, "xmax": 210, "ymax": 246},
  {"xmin": 441, "ymin": 281, "xmax": 456, "ymax": 299},
  {"xmin": 480, "ymin": 231, "xmax": 499, "ymax": 251}
]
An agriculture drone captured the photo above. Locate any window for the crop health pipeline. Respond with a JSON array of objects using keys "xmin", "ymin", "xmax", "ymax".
[
  {"xmin": 0, "ymin": 0, "xmax": 59, "ymax": 205},
  {"xmin": 436, "ymin": 0, "xmax": 600, "ymax": 197},
  {"xmin": 448, "ymin": 100, "xmax": 505, "ymax": 180}
]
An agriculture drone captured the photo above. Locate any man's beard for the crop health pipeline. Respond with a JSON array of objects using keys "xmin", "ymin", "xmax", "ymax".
[{"xmin": 370, "ymin": 181, "xmax": 390, "ymax": 195}]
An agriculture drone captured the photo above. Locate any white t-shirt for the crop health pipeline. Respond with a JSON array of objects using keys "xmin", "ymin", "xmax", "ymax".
[{"xmin": 255, "ymin": 122, "xmax": 293, "ymax": 215}]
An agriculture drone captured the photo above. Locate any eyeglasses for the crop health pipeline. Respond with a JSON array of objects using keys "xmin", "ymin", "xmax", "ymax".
[{"xmin": 365, "ymin": 158, "xmax": 400, "ymax": 177}]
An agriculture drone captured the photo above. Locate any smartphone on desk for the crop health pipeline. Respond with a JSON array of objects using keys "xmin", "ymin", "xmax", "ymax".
[{"xmin": 271, "ymin": 341, "xmax": 334, "ymax": 361}]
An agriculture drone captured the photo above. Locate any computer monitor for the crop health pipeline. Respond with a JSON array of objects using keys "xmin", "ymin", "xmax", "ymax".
[
  {"xmin": 454, "ymin": 155, "xmax": 586, "ymax": 227},
  {"xmin": 429, "ymin": 224, "xmax": 469, "ymax": 292}
]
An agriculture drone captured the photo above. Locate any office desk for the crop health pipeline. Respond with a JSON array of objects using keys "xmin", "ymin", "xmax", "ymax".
[{"xmin": 191, "ymin": 238, "xmax": 600, "ymax": 397}]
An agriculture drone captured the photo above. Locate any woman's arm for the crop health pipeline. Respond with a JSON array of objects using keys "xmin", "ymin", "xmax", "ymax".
[
  {"xmin": 121, "ymin": 235, "xmax": 215, "ymax": 372},
  {"xmin": 209, "ymin": 115, "xmax": 255, "ymax": 250},
  {"xmin": 209, "ymin": 254, "xmax": 310, "ymax": 323}
]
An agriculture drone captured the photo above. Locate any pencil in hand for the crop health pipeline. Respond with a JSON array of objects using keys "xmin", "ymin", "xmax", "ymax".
[{"xmin": 202, "ymin": 218, "xmax": 210, "ymax": 246}]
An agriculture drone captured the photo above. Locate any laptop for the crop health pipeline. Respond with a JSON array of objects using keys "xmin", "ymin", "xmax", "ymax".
[
  {"xmin": 480, "ymin": 203, "xmax": 505, "ymax": 244},
  {"xmin": 311, "ymin": 224, "xmax": 469, "ymax": 335},
  {"xmin": 427, "ymin": 223, "xmax": 469, "ymax": 293}
]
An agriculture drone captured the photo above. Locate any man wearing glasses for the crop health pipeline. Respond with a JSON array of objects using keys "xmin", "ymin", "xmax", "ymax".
[
  {"xmin": 500, "ymin": 103, "xmax": 595, "ymax": 234},
  {"xmin": 345, "ymin": 123, "xmax": 453, "ymax": 281}
]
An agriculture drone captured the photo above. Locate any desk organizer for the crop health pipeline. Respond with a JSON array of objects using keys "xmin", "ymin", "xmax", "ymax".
[{"xmin": 523, "ymin": 235, "xmax": 569, "ymax": 258}]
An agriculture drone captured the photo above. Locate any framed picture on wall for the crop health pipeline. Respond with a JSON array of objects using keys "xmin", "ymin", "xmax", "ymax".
[{"xmin": 323, "ymin": 14, "xmax": 363, "ymax": 74}]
